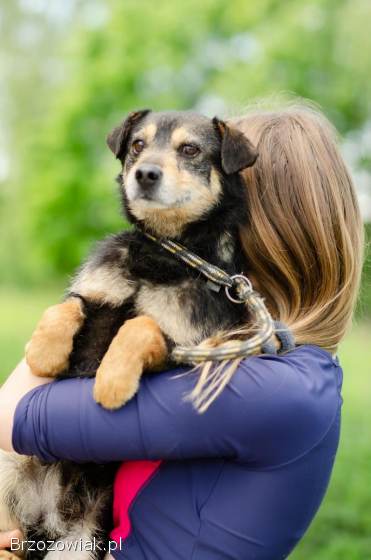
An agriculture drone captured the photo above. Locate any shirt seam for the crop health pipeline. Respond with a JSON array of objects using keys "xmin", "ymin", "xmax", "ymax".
[{"xmin": 190, "ymin": 460, "xmax": 226, "ymax": 560}]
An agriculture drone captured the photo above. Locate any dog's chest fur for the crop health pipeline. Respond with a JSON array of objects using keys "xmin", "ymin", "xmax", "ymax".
[
  {"xmin": 67, "ymin": 230, "xmax": 246, "ymax": 377},
  {"xmin": 129, "ymin": 236, "xmax": 244, "ymax": 343},
  {"xmin": 135, "ymin": 281, "xmax": 202, "ymax": 345}
]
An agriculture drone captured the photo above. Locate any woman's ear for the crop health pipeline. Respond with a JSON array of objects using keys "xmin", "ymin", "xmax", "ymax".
[
  {"xmin": 107, "ymin": 109, "xmax": 151, "ymax": 160},
  {"xmin": 213, "ymin": 117, "xmax": 258, "ymax": 174}
]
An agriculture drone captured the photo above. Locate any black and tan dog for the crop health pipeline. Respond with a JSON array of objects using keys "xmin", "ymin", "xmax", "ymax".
[{"xmin": 0, "ymin": 110, "xmax": 257, "ymax": 559}]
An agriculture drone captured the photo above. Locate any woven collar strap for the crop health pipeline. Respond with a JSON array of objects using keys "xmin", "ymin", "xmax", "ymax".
[{"xmin": 143, "ymin": 231, "xmax": 283, "ymax": 363}]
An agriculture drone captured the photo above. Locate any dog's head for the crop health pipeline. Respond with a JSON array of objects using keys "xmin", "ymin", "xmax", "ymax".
[{"xmin": 107, "ymin": 110, "xmax": 257, "ymax": 237}]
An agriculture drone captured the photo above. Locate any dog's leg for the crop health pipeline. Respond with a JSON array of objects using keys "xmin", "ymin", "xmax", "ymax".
[
  {"xmin": 25, "ymin": 297, "xmax": 85, "ymax": 377},
  {"xmin": 94, "ymin": 315, "xmax": 167, "ymax": 410}
]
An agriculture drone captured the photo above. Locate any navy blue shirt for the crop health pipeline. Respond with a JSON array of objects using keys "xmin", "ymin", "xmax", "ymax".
[{"xmin": 13, "ymin": 345, "xmax": 342, "ymax": 559}]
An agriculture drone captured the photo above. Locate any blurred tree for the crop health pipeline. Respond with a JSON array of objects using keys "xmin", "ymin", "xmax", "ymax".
[
  {"xmin": 1, "ymin": 0, "xmax": 370, "ymax": 311},
  {"xmin": 0, "ymin": 0, "xmax": 80, "ymax": 282}
]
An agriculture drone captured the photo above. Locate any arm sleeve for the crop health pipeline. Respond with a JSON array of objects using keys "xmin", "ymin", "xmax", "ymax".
[{"xmin": 12, "ymin": 348, "xmax": 341, "ymax": 467}]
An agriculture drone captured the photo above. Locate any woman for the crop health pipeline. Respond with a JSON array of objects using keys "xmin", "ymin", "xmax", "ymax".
[{"xmin": 0, "ymin": 104, "xmax": 364, "ymax": 559}]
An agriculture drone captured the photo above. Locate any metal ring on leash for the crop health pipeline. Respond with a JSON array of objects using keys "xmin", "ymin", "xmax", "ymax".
[{"xmin": 225, "ymin": 274, "xmax": 253, "ymax": 303}]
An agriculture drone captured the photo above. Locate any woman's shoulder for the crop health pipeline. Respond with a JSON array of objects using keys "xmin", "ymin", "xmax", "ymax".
[
  {"xmin": 227, "ymin": 345, "xmax": 343, "ymax": 467},
  {"xmin": 233, "ymin": 344, "xmax": 342, "ymax": 405}
]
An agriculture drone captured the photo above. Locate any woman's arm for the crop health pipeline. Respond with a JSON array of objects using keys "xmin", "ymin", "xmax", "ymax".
[
  {"xmin": 8, "ymin": 348, "xmax": 341, "ymax": 468},
  {"xmin": 0, "ymin": 360, "xmax": 52, "ymax": 451}
]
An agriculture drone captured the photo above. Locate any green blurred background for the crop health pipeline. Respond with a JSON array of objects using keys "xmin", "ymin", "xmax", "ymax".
[{"xmin": 0, "ymin": 0, "xmax": 370, "ymax": 557}]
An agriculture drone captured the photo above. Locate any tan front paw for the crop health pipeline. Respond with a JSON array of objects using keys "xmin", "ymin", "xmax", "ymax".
[
  {"xmin": 25, "ymin": 299, "xmax": 85, "ymax": 377},
  {"xmin": 26, "ymin": 332, "xmax": 71, "ymax": 377},
  {"xmin": 94, "ymin": 359, "xmax": 143, "ymax": 410}
]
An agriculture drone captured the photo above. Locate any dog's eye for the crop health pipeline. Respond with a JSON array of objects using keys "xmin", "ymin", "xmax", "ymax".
[
  {"xmin": 131, "ymin": 139, "xmax": 145, "ymax": 155},
  {"xmin": 179, "ymin": 144, "xmax": 200, "ymax": 157}
]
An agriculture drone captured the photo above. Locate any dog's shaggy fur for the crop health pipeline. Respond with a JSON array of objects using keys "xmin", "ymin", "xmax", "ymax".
[{"xmin": 0, "ymin": 110, "xmax": 257, "ymax": 559}]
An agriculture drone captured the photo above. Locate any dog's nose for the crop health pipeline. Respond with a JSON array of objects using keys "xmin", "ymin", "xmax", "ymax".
[{"xmin": 135, "ymin": 164, "xmax": 163, "ymax": 190}]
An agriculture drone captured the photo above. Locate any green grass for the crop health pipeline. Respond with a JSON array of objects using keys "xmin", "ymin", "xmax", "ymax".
[{"xmin": 0, "ymin": 287, "xmax": 370, "ymax": 558}]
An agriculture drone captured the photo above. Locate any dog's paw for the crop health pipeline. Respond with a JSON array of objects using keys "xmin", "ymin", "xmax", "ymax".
[
  {"xmin": 25, "ymin": 299, "xmax": 85, "ymax": 377},
  {"xmin": 25, "ymin": 331, "xmax": 70, "ymax": 378},
  {"xmin": 94, "ymin": 359, "xmax": 143, "ymax": 410}
]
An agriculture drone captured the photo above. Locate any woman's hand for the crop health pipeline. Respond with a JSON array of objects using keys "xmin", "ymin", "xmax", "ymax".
[
  {"xmin": 0, "ymin": 529, "xmax": 23, "ymax": 549},
  {"xmin": 0, "ymin": 360, "xmax": 52, "ymax": 452}
]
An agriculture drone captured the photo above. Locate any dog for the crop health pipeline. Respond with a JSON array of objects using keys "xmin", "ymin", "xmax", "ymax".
[{"xmin": 0, "ymin": 110, "xmax": 258, "ymax": 559}]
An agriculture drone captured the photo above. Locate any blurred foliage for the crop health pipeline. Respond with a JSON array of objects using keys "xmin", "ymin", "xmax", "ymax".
[{"xmin": 0, "ymin": 0, "xmax": 370, "ymax": 302}]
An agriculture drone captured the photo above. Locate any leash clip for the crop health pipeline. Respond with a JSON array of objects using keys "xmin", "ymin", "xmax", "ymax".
[{"xmin": 225, "ymin": 274, "xmax": 253, "ymax": 304}]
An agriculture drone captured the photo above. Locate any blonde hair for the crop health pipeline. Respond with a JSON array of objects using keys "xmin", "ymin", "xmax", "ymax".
[{"xmin": 190, "ymin": 102, "xmax": 364, "ymax": 412}]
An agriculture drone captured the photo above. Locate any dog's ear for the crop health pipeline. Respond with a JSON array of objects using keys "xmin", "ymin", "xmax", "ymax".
[
  {"xmin": 213, "ymin": 117, "xmax": 258, "ymax": 174},
  {"xmin": 107, "ymin": 109, "xmax": 151, "ymax": 160}
]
